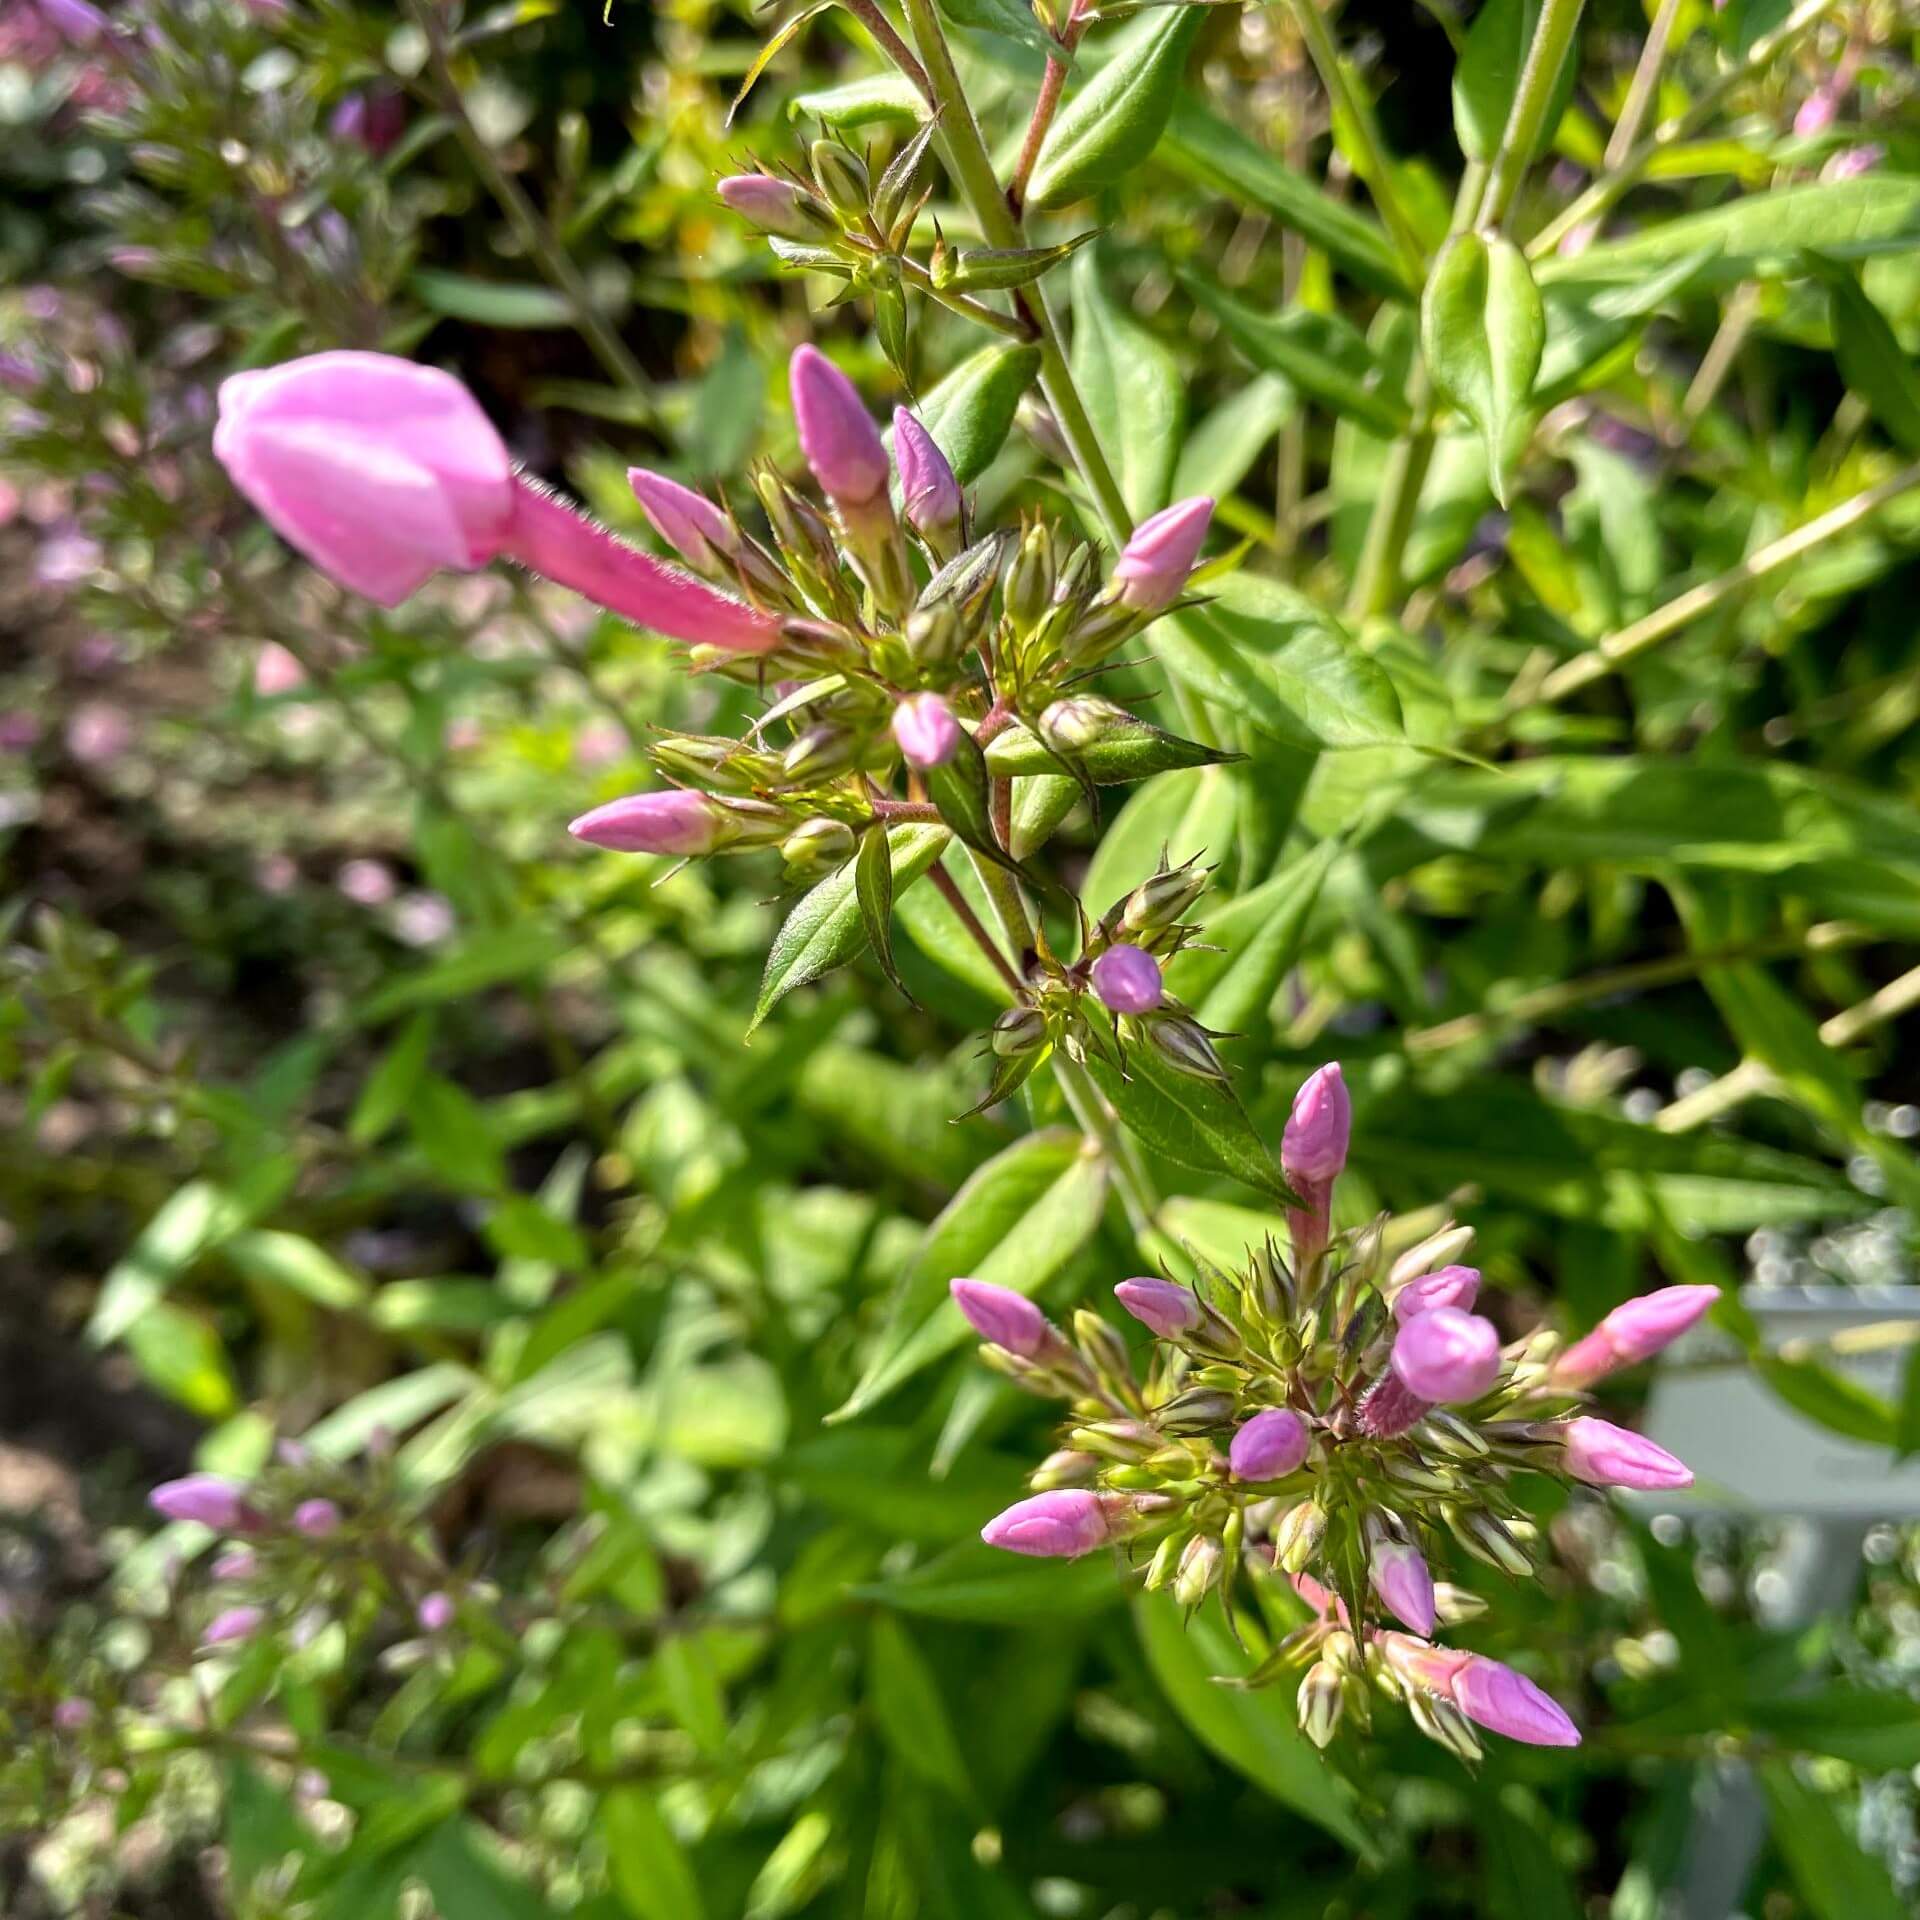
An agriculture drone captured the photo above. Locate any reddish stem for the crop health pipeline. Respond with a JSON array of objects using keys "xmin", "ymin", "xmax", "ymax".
[{"xmin": 1007, "ymin": 8, "xmax": 1092, "ymax": 215}]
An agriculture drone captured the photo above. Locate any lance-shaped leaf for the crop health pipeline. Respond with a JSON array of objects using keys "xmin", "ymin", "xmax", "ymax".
[
  {"xmin": 767, "ymin": 237, "xmax": 859, "ymax": 280},
  {"xmin": 984, "ymin": 716, "xmax": 1234, "ymax": 783},
  {"xmin": 1010, "ymin": 774, "xmax": 1080, "ymax": 859},
  {"xmin": 751, "ymin": 825, "xmax": 949, "ymax": 1034},
  {"xmin": 854, "ymin": 824, "xmax": 911, "ymax": 1004},
  {"xmin": 922, "ymin": 724, "xmax": 1035, "ymax": 885},
  {"xmin": 1182, "ymin": 275, "xmax": 1410, "ymax": 437},
  {"xmin": 1812, "ymin": 253, "xmax": 1920, "ymax": 456},
  {"xmin": 872, "ymin": 116, "xmax": 940, "ymax": 245},
  {"xmin": 1421, "ymin": 232, "xmax": 1543, "ymax": 506},
  {"xmin": 730, "ymin": 1, "xmax": 835, "ymax": 124},
  {"xmin": 939, "ymin": 0, "xmax": 1061, "ymax": 59},
  {"xmin": 931, "ymin": 231, "xmax": 1099, "ymax": 293},
  {"xmin": 1085, "ymin": 1041, "xmax": 1292, "ymax": 1202},
  {"xmin": 1452, "ymin": 0, "xmax": 1579, "ymax": 167},
  {"xmin": 1072, "ymin": 249, "xmax": 1185, "ymax": 518},
  {"xmin": 1185, "ymin": 835, "xmax": 1341, "ymax": 1037},
  {"xmin": 1028, "ymin": 8, "xmax": 1203, "ymax": 209},
  {"xmin": 829, "ymin": 1130, "xmax": 1109, "ymax": 1421}
]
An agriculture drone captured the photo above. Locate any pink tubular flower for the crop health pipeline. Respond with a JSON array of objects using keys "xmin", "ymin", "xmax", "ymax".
[
  {"xmin": 718, "ymin": 174, "xmax": 828, "ymax": 241},
  {"xmin": 1826, "ymin": 143, "xmax": 1882, "ymax": 181},
  {"xmin": 892, "ymin": 408, "xmax": 962, "ymax": 540},
  {"xmin": 569, "ymin": 789, "xmax": 732, "ymax": 857},
  {"xmin": 950, "ymin": 1278, "xmax": 1056, "ymax": 1360},
  {"xmin": 150, "ymin": 1475, "xmax": 256, "ymax": 1532},
  {"xmin": 253, "ymin": 642, "xmax": 305, "ymax": 697},
  {"xmin": 1114, "ymin": 1276, "xmax": 1201, "ymax": 1339},
  {"xmin": 1377, "ymin": 1634, "xmax": 1579, "ymax": 1747},
  {"xmin": 789, "ymin": 344, "xmax": 889, "ymax": 509},
  {"xmin": 1368, "ymin": 1533, "xmax": 1437, "ymax": 1636},
  {"xmin": 628, "ymin": 468, "xmax": 738, "ymax": 571},
  {"xmin": 1111, "ymin": 497, "xmax": 1213, "ymax": 611},
  {"xmin": 1282, "ymin": 1063, "xmax": 1350, "ymax": 1187},
  {"xmin": 1392, "ymin": 1264, "xmax": 1480, "ymax": 1323},
  {"xmin": 1793, "ymin": 88, "xmax": 1839, "ymax": 139},
  {"xmin": 1090, "ymin": 944, "xmax": 1164, "ymax": 1015},
  {"xmin": 1228, "ymin": 1408, "xmax": 1309, "ymax": 1481},
  {"xmin": 36, "ymin": 0, "xmax": 108, "ymax": 44},
  {"xmin": 981, "ymin": 1489, "xmax": 1114, "ymax": 1558},
  {"xmin": 892, "ymin": 691, "xmax": 961, "ymax": 768},
  {"xmin": 1390, "ymin": 1307, "xmax": 1501, "ymax": 1405},
  {"xmin": 53, "ymin": 1698, "xmax": 95, "ymax": 1731},
  {"xmin": 215, "ymin": 353, "xmax": 778, "ymax": 651},
  {"xmin": 202, "ymin": 1605, "xmax": 266, "ymax": 1647},
  {"xmin": 293, "ymin": 1499, "xmax": 341, "ymax": 1538},
  {"xmin": 417, "ymin": 1591, "xmax": 455, "ymax": 1632},
  {"xmin": 1552, "ymin": 1284, "xmax": 1719, "ymax": 1388},
  {"xmin": 1559, "ymin": 1416, "xmax": 1693, "ymax": 1491}
]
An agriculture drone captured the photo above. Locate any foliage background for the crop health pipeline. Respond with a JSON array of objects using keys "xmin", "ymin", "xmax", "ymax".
[{"xmin": 3, "ymin": 0, "xmax": 1920, "ymax": 1915}]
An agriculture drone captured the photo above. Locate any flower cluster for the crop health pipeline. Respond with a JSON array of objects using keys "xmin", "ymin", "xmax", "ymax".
[{"xmin": 956, "ymin": 1063, "xmax": 1715, "ymax": 1759}]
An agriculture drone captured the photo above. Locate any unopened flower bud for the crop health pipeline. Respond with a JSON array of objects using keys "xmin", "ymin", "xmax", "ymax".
[
  {"xmin": 782, "ymin": 723, "xmax": 859, "ymax": 782},
  {"xmin": 1111, "ymin": 496, "xmax": 1213, "ymax": 612},
  {"xmin": 892, "ymin": 408, "xmax": 962, "ymax": 550},
  {"xmin": 202, "ymin": 1605, "xmax": 266, "ymax": 1647},
  {"xmin": 1071, "ymin": 1420, "xmax": 1159, "ymax": 1463},
  {"xmin": 1433, "ymin": 1582, "xmax": 1488, "ymax": 1625},
  {"xmin": 1029, "ymin": 1449, "xmax": 1099, "ymax": 1490},
  {"xmin": 1228, "ymin": 1407, "xmax": 1310, "ymax": 1481},
  {"xmin": 151, "ymin": 1476, "xmax": 258, "ymax": 1533},
  {"xmin": 1388, "ymin": 1223, "xmax": 1475, "ymax": 1289},
  {"xmin": 1451, "ymin": 1508, "xmax": 1535, "ymax": 1578},
  {"xmin": 1146, "ymin": 1015, "xmax": 1227, "ymax": 1081},
  {"xmin": 1037, "ymin": 694, "xmax": 1128, "ymax": 756},
  {"xmin": 628, "ymin": 469, "xmax": 739, "ymax": 572},
  {"xmin": 417, "ymin": 1591, "xmax": 455, "ymax": 1632},
  {"xmin": 892, "ymin": 691, "xmax": 961, "ymax": 768},
  {"xmin": 1114, "ymin": 1276, "xmax": 1200, "ymax": 1339},
  {"xmin": 54, "ymin": 1698, "xmax": 95, "ymax": 1731},
  {"xmin": 1297, "ymin": 1660, "xmax": 1345, "ymax": 1748},
  {"xmin": 1090, "ymin": 943, "xmax": 1163, "ymax": 1015},
  {"xmin": 809, "ymin": 139, "xmax": 871, "ymax": 221},
  {"xmin": 211, "ymin": 1548, "xmax": 258, "ymax": 1581},
  {"xmin": 904, "ymin": 599, "xmax": 964, "ymax": 665},
  {"xmin": 790, "ymin": 345, "xmax": 889, "ymax": 509},
  {"xmin": 1282, "ymin": 1063, "xmax": 1350, "ymax": 1187},
  {"xmin": 1365, "ymin": 1519, "xmax": 1436, "ymax": 1636},
  {"xmin": 1390, "ymin": 1306, "xmax": 1501, "ymax": 1405},
  {"xmin": 981, "ymin": 1489, "xmax": 1134, "ymax": 1558},
  {"xmin": 1004, "ymin": 523, "xmax": 1054, "ymax": 626},
  {"xmin": 718, "ymin": 173, "xmax": 834, "ymax": 241},
  {"xmin": 1156, "ymin": 1386, "xmax": 1236, "ymax": 1434},
  {"xmin": 570, "ymin": 789, "xmax": 736, "ymax": 857},
  {"xmin": 1551, "ymin": 1285, "xmax": 1718, "ymax": 1388},
  {"xmin": 1143, "ymin": 1530, "xmax": 1187, "ymax": 1592},
  {"xmin": 293, "ymin": 1499, "xmax": 341, "ymax": 1538},
  {"xmin": 1121, "ymin": 860, "xmax": 1207, "ymax": 934},
  {"xmin": 991, "ymin": 1005, "xmax": 1048, "ymax": 1058},
  {"xmin": 1408, "ymin": 1686, "xmax": 1484, "ymax": 1762},
  {"xmin": 1272, "ymin": 1499, "xmax": 1326, "ymax": 1574},
  {"xmin": 1558, "ymin": 1416, "xmax": 1693, "ymax": 1490},
  {"xmin": 950, "ymin": 1278, "xmax": 1057, "ymax": 1360},
  {"xmin": 1392, "ymin": 1264, "xmax": 1481, "ymax": 1323},
  {"xmin": 781, "ymin": 817, "xmax": 856, "ymax": 876},
  {"xmin": 1173, "ymin": 1533, "xmax": 1224, "ymax": 1607}
]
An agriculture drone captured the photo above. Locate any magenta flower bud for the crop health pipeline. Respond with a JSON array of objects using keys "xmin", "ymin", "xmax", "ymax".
[
  {"xmin": 202, "ymin": 1605, "xmax": 266, "ymax": 1647},
  {"xmin": 329, "ymin": 87, "xmax": 406, "ymax": 157},
  {"xmin": 53, "ymin": 1698, "xmax": 95, "ymax": 1731},
  {"xmin": 1392, "ymin": 1264, "xmax": 1481, "ymax": 1323},
  {"xmin": 1228, "ymin": 1408, "xmax": 1309, "ymax": 1481},
  {"xmin": 1793, "ymin": 89, "xmax": 1839, "ymax": 139},
  {"xmin": 1827, "ymin": 143, "xmax": 1882, "ymax": 181},
  {"xmin": 892, "ymin": 691, "xmax": 961, "ymax": 768},
  {"xmin": 950, "ymin": 1278, "xmax": 1054, "ymax": 1359},
  {"xmin": 1560, "ymin": 1416, "xmax": 1693, "ymax": 1491},
  {"xmin": 1111, "ymin": 496, "xmax": 1213, "ymax": 612},
  {"xmin": 1553, "ymin": 1284, "xmax": 1718, "ymax": 1388},
  {"xmin": 211, "ymin": 1548, "xmax": 257, "ymax": 1581},
  {"xmin": 417, "ymin": 1591, "xmax": 455, "ymax": 1632},
  {"xmin": 1090, "ymin": 944, "xmax": 1164, "ymax": 1015},
  {"xmin": 1390, "ymin": 1307, "xmax": 1501, "ymax": 1405},
  {"xmin": 215, "ymin": 352, "xmax": 516, "ymax": 605},
  {"xmin": 718, "ymin": 173, "xmax": 827, "ymax": 241},
  {"xmin": 892, "ymin": 408, "xmax": 962, "ymax": 538},
  {"xmin": 789, "ymin": 345, "xmax": 890, "ymax": 508},
  {"xmin": 628, "ymin": 468, "xmax": 738, "ymax": 570},
  {"xmin": 569, "ymin": 789, "xmax": 731, "ymax": 857},
  {"xmin": 1452, "ymin": 1654, "xmax": 1580, "ymax": 1747},
  {"xmin": 1282, "ymin": 1063, "xmax": 1350, "ymax": 1186},
  {"xmin": 293, "ymin": 1499, "xmax": 341, "ymax": 1538},
  {"xmin": 38, "ymin": 0, "xmax": 108, "ymax": 44},
  {"xmin": 1368, "ymin": 1534, "xmax": 1437, "ymax": 1636},
  {"xmin": 1114, "ymin": 1276, "xmax": 1201, "ymax": 1339},
  {"xmin": 980, "ymin": 1489, "xmax": 1113, "ymax": 1558},
  {"xmin": 150, "ymin": 1475, "xmax": 255, "ymax": 1532}
]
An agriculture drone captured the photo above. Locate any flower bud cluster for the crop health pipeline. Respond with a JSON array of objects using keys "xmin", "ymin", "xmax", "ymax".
[{"xmin": 960, "ymin": 1062, "xmax": 1715, "ymax": 1757}]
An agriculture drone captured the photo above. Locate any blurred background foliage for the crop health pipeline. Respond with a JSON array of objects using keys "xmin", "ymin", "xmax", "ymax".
[{"xmin": 3, "ymin": 0, "xmax": 1920, "ymax": 1915}]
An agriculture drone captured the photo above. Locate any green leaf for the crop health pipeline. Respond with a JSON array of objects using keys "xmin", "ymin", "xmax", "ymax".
[
  {"xmin": 409, "ymin": 271, "xmax": 580, "ymax": 329},
  {"xmin": 1819, "ymin": 259, "xmax": 1920, "ymax": 455},
  {"xmin": 348, "ymin": 1011, "xmax": 436, "ymax": 1146},
  {"xmin": 984, "ymin": 717, "xmax": 1231, "ymax": 783},
  {"xmin": 788, "ymin": 73, "xmax": 923, "ymax": 130},
  {"xmin": 939, "ymin": 0, "xmax": 1058, "ymax": 58},
  {"xmin": 1080, "ymin": 765, "xmax": 1241, "ymax": 919},
  {"xmin": 226, "ymin": 1230, "xmax": 370, "ymax": 1311},
  {"xmin": 1028, "ymin": 9, "xmax": 1203, "ymax": 209},
  {"xmin": 855, "ymin": 825, "xmax": 908, "ymax": 1002},
  {"xmin": 1752, "ymin": 1688, "xmax": 1920, "ymax": 1770},
  {"xmin": 125, "ymin": 1301, "xmax": 240, "ymax": 1418},
  {"xmin": 830, "ymin": 1130, "xmax": 1107, "ymax": 1421},
  {"xmin": 1009, "ymin": 773, "xmax": 1080, "ymax": 860},
  {"xmin": 1086, "ymin": 1042, "xmax": 1290, "ymax": 1202},
  {"xmin": 751, "ymin": 825, "xmax": 951, "ymax": 1033},
  {"xmin": 904, "ymin": 342, "xmax": 1043, "ymax": 485},
  {"xmin": 1157, "ymin": 97, "xmax": 1414, "ymax": 300},
  {"xmin": 1421, "ymin": 233, "xmax": 1544, "ymax": 505},
  {"xmin": 357, "ymin": 927, "xmax": 566, "ymax": 1023},
  {"xmin": 923, "ymin": 725, "xmax": 1027, "ymax": 881},
  {"xmin": 1174, "ymin": 376, "xmax": 1297, "ymax": 504},
  {"xmin": 854, "ymin": 1541, "xmax": 1122, "ymax": 1623},
  {"xmin": 658, "ymin": 1635, "xmax": 728, "ymax": 1758},
  {"xmin": 1757, "ymin": 1761, "xmax": 1907, "ymax": 1920},
  {"xmin": 417, "ymin": 1820, "xmax": 561, "ymax": 1920},
  {"xmin": 1453, "ymin": 0, "xmax": 1579, "ymax": 166},
  {"xmin": 1187, "ymin": 836, "xmax": 1341, "ymax": 1036},
  {"xmin": 605, "ymin": 1787, "xmax": 705, "ymax": 1920},
  {"xmin": 1133, "ymin": 1594, "xmax": 1369, "ymax": 1853},
  {"xmin": 1753, "ymin": 1355, "xmax": 1897, "ymax": 1448},
  {"xmin": 407, "ymin": 1074, "xmax": 508, "ymax": 1196},
  {"xmin": 1070, "ymin": 248, "xmax": 1186, "ymax": 519},
  {"xmin": 1182, "ymin": 275, "xmax": 1410, "ymax": 437},
  {"xmin": 867, "ymin": 1615, "xmax": 975, "ymax": 1804},
  {"xmin": 1899, "ymin": 1343, "xmax": 1920, "ymax": 1460}
]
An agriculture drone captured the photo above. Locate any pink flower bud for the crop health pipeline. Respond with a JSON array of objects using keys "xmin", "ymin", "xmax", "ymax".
[
  {"xmin": 1559, "ymin": 1415, "xmax": 1693, "ymax": 1491},
  {"xmin": 1111, "ymin": 496, "xmax": 1213, "ymax": 612},
  {"xmin": 1392, "ymin": 1264, "xmax": 1481, "ymax": 1323},
  {"xmin": 892, "ymin": 691, "xmax": 960, "ymax": 768},
  {"xmin": 1552, "ymin": 1284, "xmax": 1718, "ymax": 1387},
  {"xmin": 1114, "ymin": 1276, "xmax": 1200, "ymax": 1339},
  {"xmin": 789, "ymin": 345, "xmax": 890, "ymax": 508},
  {"xmin": 1282, "ymin": 1062, "xmax": 1350, "ymax": 1186},
  {"xmin": 417, "ymin": 1591, "xmax": 455, "ymax": 1632},
  {"xmin": 150, "ymin": 1475, "xmax": 256, "ymax": 1532},
  {"xmin": 1228, "ymin": 1407, "xmax": 1309, "ymax": 1481},
  {"xmin": 628, "ymin": 468, "xmax": 738, "ymax": 570},
  {"xmin": 1794, "ymin": 89, "xmax": 1839, "ymax": 138},
  {"xmin": 718, "ymin": 173, "xmax": 827, "ymax": 241},
  {"xmin": 1389, "ymin": 1307, "xmax": 1500, "ymax": 1405},
  {"xmin": 329, "ymin": 87, "xmax": 406, "ymax": 157},
  {"xmin": 981, "ymin": 1489, "xmax": 1113, "ymax": 1558},
  {"xmin": 1826, "ymin": 143, "xmax": 1882, "ymax": 181},
  {"xmin": 211, "ymin": 1548, "xmax": 257, "ymax": 1581},
  {"xmin": 215, "ymin": 351, "xmax": 516, "ymax": 605},
  {"xmin": 1452, "ymin": 1653, "xmax": 1580, "ymax": 1746},
  {"xmin": 950, "ymin": 1278, "xmax": 1055, "ymax": 1359},
  {"xmin": 1090, "ymin": 944, "xmax": 1164, "ymax": 1015},
  {"xmin": 892, "ymin": 408, "xmax": 962, "ymax": 538},
  {"xmin": 202, "ymin": 1605, "xmax": 266, "ymax": 1647},
  {"xmin": 253, "ymin": 642, "xmax": 305, "ymax": 697},
  {"xmin": 293, "ymin": 1499, "xmax": 341, "ymax": 1538},
  {"xmin": 1367, "ymin": 1533, "xmax": 1436, "ymax": 1636},
  {"xmin": 37, "ymin": 0, "xmax": 108, "ymax": 45},
  {"xmin": 568, "ymin": 789, "xmax": 731, "ymax": 857},
  {"xmin": 53, "ymin": 1698, "xmax": 95, "ymax": 1730}
]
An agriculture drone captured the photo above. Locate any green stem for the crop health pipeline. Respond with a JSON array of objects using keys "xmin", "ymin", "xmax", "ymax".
[
  {"xmin": 1054, "ymin": 1054, "xmax": 1164, "ymax": 1250},
  {"xmin": 1478, "ymin": 0, "xmax": 1587, "ymax": 233}
]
